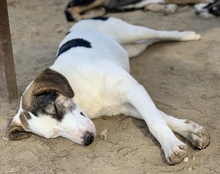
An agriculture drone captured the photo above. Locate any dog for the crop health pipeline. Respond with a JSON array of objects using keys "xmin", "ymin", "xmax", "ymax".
[
  {"xmin": 195, "ymin": 0, "xmax": 220, "ymax": 17},
  {"xmin": 65, "ymin": 0, "xmax": 211, "ymax": 21},
  {"xmin": 4, "ymin": 17, "xmax": 210, "ymax": 165}
]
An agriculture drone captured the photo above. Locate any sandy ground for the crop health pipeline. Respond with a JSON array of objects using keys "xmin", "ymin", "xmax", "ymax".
[{"xmin": 1, "ymin": 0, "xmax": 220, "ymax": 173}]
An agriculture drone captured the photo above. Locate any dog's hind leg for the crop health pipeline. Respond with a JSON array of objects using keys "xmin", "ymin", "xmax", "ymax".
[
  {"xmin": 94, "ymin": 18, "xmax": 200, "ymax": 44},
  {"xmin": 159, "ymin": 110, "xmax": 210, "ymax": 149},
  {"xmin": 122, "ymin": 82, "xmax": 188, "ymax": 164}
]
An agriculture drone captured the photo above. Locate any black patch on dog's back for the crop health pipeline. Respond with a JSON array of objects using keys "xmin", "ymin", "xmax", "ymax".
[
  {"xmin": 57, "ymin": 38, "xmax": 92, "ymax": 58},
  {"xmin": 90, "ymin": 16, "xmax": 109, "ymax": 21}
]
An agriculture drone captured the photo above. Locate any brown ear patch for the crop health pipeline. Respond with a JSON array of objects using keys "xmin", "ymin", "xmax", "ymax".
[
  {"xmin": 33, "ymin": 68, "xmax": 74, "ymax": 97},
  {"xmin": 4, "ymin": 118, "xmax": 32, "ymax": 141},
  {"xmin": 7, "ymin": 126, "xmax": 32, "ymax": 141},
  {"xmin": 22, "ymin": 68, "xmax": 74, "ymax": 110}
]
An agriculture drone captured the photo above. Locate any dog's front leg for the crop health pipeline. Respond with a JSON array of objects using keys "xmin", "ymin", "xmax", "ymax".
[{"xmin": 123, "ymin": 83, "xmax": 188, "ymax": 164}]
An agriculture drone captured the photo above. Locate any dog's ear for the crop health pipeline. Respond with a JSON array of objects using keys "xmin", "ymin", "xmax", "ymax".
[
  {"xmin": 33, "ymin": 68, "xmax": 74, "ymax": 97},
  {"xmin": 22, "ymin": 68, "xmax": 74, "ymax": 111},
  {"xmin": 4, "ymin": 119, "xmax": 32, "ymax": 141}
]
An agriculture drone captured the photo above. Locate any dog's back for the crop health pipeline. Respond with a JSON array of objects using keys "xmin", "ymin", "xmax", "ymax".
[{"xmin": 55, "ymin": 18, "xmax": 130, "ymax": 72}]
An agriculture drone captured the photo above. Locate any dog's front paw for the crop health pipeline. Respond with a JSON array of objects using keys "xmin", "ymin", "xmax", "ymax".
[
  {"xmin": 180, "ymin": 31, "xmax": 201, "ymax": 41},
  {"xmin": 184, "ymin": 120, "xmax": 210, "ymax": 149},
  {"xmin": 165, "ymin": 143, "xmax": 188, "ymax": 165}
]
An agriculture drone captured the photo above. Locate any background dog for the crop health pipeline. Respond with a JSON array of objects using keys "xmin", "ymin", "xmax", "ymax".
[
  {"xmin": 65, "ymin": 0, "xmax": 212, "ymax": 21},
  {"xmin": 195, "ymin": 0, "xmax": 220, "ymax": 17}
]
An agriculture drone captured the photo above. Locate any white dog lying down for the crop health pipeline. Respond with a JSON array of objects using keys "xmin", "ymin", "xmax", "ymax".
[{"xmin": 5, "ymin": 17, "xmax": 210, "ymax": 164}]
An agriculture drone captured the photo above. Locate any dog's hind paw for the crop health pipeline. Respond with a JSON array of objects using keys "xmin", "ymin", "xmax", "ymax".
[
  {"xmin": 179, "ymin": 31, "xmax": 201, "ymax": 41},
  {"xmin": 184, "ymin": 120, "xmax": 210, "ymax": 149}
]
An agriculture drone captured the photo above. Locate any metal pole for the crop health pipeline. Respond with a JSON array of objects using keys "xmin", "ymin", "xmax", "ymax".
[{"xmin": 0, "ymin": 0, "xmax": 18, "ymax": 102}]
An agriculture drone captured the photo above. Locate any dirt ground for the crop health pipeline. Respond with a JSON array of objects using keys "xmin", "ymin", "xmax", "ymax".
[{"xmin": 1, "ymin": 0, "xmax": 220, "ymax": 173}]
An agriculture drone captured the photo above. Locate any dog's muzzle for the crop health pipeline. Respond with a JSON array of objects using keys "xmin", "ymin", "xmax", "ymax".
[{"xmin": 83, "ymin": 131, "xmax": 94, "ymax": 146}]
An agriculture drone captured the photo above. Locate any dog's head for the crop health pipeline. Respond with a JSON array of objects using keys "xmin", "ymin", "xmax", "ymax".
[
  {"xmin": 4, "ymin": 68, "xmax": 96, "ymax": 146},
  {"xmin": 195, "ymin": 0, "xmax": 220, "ymax": 17}
]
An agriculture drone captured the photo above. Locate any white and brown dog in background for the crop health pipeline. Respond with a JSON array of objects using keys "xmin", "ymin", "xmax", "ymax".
[
  {"xmin": 65, "ymin": 0, "xmax": 212, "ymax": 21},
  {"xmin": 4, "ymin": 17, "xmax": 210, "ymax": 165}
]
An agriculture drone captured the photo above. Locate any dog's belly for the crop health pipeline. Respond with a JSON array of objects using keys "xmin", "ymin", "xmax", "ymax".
[
  {"xmin": 76, "ymin": 97, "xmax": 139, "ymax": 119},
  {"xmin": 72, "ymin": 88, "xmax": 123, "ymax": 118},
  {"xmin": 99, "ymin": 103, "xmax": 141, "ymax": 119},
  {"xmin": 72, "ymin": 80, "xmax": 141, "ymax": 119}
]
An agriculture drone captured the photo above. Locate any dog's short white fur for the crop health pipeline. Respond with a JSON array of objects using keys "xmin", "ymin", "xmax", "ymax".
[{"xmin": 5, "ymin": 17, "xmax": 210, "ymax": 165}]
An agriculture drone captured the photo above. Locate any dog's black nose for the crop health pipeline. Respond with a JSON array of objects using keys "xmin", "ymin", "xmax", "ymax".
[{"xmin": 83, "ymin": 131, "xmax": 94, "ymax": 146}]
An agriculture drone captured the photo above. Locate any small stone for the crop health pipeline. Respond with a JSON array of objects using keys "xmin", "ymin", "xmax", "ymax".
[
  {"xmin": 188, "ymin": 167, "xmax": 193, "ymax": 171},
  {"xmin": 100, "ymin": 129, "xmax": 108, "ymax": 140},
  {"xmin": 192, "ymin": 156, "xmax": 196, "ymax": 161},
  {"xmin": 164, "ymin": 4, "xmax": 177, "ymax": 15},
  {"xmin": 184, "ymin": 157, "xmax": 189, "ymax": 163}
]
